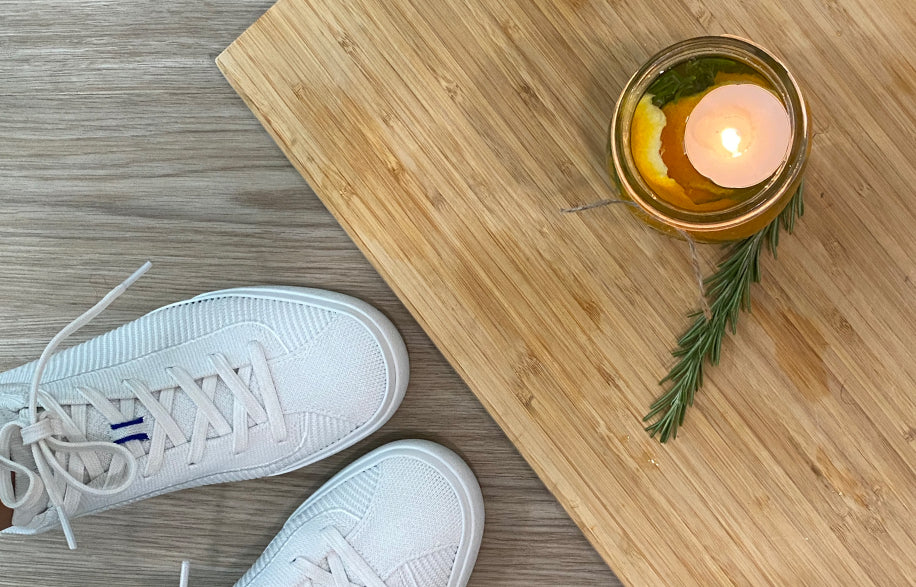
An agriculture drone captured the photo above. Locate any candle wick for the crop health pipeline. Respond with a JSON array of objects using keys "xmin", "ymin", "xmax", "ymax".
[{"xmin": 721, "ymin": 127, "xmax": 742, "ymax": 158}]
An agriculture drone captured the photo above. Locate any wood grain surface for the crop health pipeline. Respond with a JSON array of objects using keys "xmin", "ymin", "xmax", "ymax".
[
  {"xmin": 217, "ymin": 0, "xmax": 916, "ymax": 585},
  {"xmin": 0, "ymin": 1, "xmax": 618, "ymax": 585}
]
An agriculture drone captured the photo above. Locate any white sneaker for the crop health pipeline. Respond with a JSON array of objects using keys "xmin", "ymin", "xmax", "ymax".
[
  {"xmin": 0, "ymin": 264, "xmax": 408, "ymax": 548},
  {"xmin": 234, "ymin": 440, "xmax": 485, "ymax": 587}
]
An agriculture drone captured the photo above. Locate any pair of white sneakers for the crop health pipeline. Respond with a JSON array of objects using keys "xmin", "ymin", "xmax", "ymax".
[{"xmin": 0, "ymin": 264, "xmax": 485, "ymax": 586}]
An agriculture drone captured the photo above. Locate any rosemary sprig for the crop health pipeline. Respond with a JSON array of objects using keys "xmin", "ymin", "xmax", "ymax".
[
  {"xmin": 644, "ymin": 182, "xmax": 805, "ymax": 442},
  {"xmin": 648, "ymin": 57, "xmax": 754, "ymax": 108}
]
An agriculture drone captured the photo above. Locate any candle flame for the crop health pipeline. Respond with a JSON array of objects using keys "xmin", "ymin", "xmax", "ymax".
[{"xmin": 721, "ymin": 127, "xmax": 742, "ymax": 158}]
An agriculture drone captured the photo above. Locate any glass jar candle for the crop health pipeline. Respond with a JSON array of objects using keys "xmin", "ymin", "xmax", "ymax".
[{"xmin": 608, "ymin": 36, "xmax": 811, "ymax": 242}]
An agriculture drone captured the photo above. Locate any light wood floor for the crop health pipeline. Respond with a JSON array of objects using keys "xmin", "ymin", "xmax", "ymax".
[{"xmin": 0, "ymin": 1, "xmax": 619, "ymax": 585}]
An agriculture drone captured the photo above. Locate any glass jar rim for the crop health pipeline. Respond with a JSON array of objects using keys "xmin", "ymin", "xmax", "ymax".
[{"xmin": 609, "ymin": 35, "xmax": 810, "ymax": 234}]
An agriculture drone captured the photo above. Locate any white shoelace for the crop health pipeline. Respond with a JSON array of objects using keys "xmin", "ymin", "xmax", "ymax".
[
  {"xmin": 174, "ymin": 528, "xmax": 385, "ymax": 587},
  {"xmin": 0, "ymin": 263, "xmax": 286, "ymax": 549},
  {"xmin": 179, "ymin": 560, "xmax": 191, "ymax": 587},
  {"xmin": 175, "ymin": 527, "xmax": 384, "ymax": 587},
  {"xmin": 291, "ymin": 527, "xmax": 386, "ymax": 587}
]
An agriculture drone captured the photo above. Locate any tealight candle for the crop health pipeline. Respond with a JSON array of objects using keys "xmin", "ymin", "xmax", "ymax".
[{"xmin": 684, "ymin": 84, "xmax": 792, "ymax": 189}]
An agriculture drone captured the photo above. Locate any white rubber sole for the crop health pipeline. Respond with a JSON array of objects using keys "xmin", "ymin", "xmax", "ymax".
[
  {"xmin": 191, "ymin": 286, "xmax": 410, "ymax": 476},
  {"xmin": 290, "ymin": 439, "xmax": 486, "ymax": 587}
]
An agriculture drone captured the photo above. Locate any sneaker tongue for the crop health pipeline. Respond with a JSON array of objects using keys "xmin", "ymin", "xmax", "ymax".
[
  {"xmin": 0, "ymin": 408, "xmax": 17, "ymax": 428},
  {"xmin": 0, "ymin": 383, "xmax": 28, "ymax": 415}
]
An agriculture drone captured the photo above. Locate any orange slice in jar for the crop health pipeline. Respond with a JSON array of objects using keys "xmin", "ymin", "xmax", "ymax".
[{"xmin": 630, "ymin": 95, "xmax": 695, "ymax": 210}]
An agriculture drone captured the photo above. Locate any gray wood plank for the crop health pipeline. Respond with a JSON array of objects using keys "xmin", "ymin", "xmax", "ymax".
[{"xmin": 0, "ymin": 1, "xmax": 620, "ymax": 585}]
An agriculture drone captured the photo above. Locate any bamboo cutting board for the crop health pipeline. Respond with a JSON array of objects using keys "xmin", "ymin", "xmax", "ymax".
[{"xmin": 217, "ymin": 1, "xmax": 916, "ymax": 584}]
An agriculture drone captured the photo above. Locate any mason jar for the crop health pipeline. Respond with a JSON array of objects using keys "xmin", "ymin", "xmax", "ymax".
[{"xmin": 607, "ymin": 35, "xmax": 812, "ymax": 242}]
